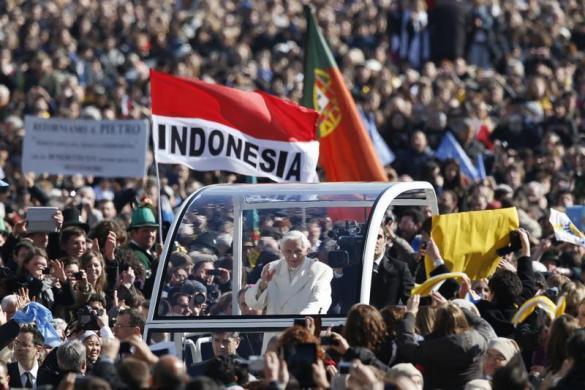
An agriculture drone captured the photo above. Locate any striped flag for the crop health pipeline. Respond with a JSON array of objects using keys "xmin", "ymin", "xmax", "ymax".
[{"xmin": 150, "ymin": 70, "xmax": 320, "ymax": 183}]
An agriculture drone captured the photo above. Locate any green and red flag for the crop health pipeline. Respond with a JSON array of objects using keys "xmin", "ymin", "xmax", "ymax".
[{"xmin": 301, "ymin": 5, "xmax": 387, "ymax": 182}]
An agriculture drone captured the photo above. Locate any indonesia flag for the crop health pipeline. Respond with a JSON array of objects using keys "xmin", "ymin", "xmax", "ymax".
[{"xmin": 150, "ymin": 70, "xmax": 320, "ymax": 182}]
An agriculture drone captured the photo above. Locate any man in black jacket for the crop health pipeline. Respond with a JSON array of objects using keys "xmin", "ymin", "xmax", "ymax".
[
  {"xmin": 8, "ymin": 325, "xmax": 44, "ymax": 388},
  {"xmin": 475, "ymin": 229, "xmax": 537, "ymax": 338},
  {"xmin": 370, "ymin": 227, "xmax": 414, "ymax": 309}
]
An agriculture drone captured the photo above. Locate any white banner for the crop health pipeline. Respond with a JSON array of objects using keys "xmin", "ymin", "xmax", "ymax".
[
  {"xmin": 23, "ymin": 116, "xmax": 149, "ymax": 178},
  {"xmin": 549, "ymin": 208, "xmax": 585, "ymax": 247},
  {"xmin": 152, "ymin": 115, "xmax": 320, "ymax": 183}
]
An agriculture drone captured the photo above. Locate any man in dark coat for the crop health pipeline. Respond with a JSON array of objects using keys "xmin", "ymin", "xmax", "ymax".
[
  {"xmin": 475, "ymin": 229, "xmax": 537, "ymax": 338},
  {"xmin": 8, "ymin": 325, "xmax": 44, "ymax": 388},
  {"xmin": 370, "ymin": 227, "xmax": 414, "ymax": 309}
]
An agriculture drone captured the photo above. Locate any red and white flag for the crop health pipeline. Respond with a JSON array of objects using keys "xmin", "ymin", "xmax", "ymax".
[{"xmin": 150, "ymin": 70, "xmax": 320, "ymax": 182}]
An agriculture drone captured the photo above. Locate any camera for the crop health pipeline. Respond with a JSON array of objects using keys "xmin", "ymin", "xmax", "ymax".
[
  {"xmin": 207, "ymin": 269, "xmax": 223, "ymax": 277},
  {"xmin": 320, "ymin": 336, "xmax": 337, "ymax": 346},
  {"xmin": 496, "ymin": 231, "xmax": 522, "ymax": 256},
  {"xmin": 119, "ymin": 341, "xmax": 132, "ymax": 355},
  {"xmin": 73, "ymin": 272, "xmax": 83, "ymax": 279},
  {"xmin": 281, "ymin": 343, "xmax": 317, "ymax": 388},
  {"xmin": 293, "ymin": 318, "xmax": 306, "ymax": 327},
  {"xmin": 236, "ymin": 356, "xmax": 264, "ymax": 373},
  {"xmin": 193, "ymin": 292, "xmax": 206, "ymax": 305},
  {"xmin": 339, "ymin": 361, "xmax": 352, "ymax": 374},
  {"xmin": 76, "ymin": 305, "xmax": 103, "ymax": 330},
  {"xmin": 327, "ymin": 250, "xmax": 349, "ymax": 268}
]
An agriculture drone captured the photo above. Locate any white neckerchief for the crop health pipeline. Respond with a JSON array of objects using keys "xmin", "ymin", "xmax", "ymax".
[{"xmin": 287, "ymin": 259, "xmax": 305, "ymax": 283}]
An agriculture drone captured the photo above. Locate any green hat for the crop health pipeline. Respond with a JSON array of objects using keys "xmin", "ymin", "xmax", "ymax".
[{"xmin": 128, "ymin": 206, "xmax": 159, "ymax": 230}]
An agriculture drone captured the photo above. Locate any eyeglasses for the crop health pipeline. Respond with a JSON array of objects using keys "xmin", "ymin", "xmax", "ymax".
[
  {"xmin": 113, "ymin": 323, "xmax": 133, "ymax": 329},
  {"xmin": 14, "ymin": 340, "xmax": 35, "ymax": 349}
]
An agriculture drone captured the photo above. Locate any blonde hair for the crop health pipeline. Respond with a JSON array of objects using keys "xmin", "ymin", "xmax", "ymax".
[{"xmin": 561, "ymin": 282, "xmax": 585, "ymax": 316}]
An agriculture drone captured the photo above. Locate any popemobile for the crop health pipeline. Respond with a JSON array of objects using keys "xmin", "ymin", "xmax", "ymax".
[{"xmin": 145, "ymin": 181, "xmax": 438, "ymax": 363}]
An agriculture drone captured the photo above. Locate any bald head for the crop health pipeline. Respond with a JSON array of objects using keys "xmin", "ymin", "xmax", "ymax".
[
  {"xmin": 151, "ymin": 355, "xmax": 187, "ymax": 389},
  {"xmin": 1, "ymin": 295, "xmax": 17, "ymax": 321}
]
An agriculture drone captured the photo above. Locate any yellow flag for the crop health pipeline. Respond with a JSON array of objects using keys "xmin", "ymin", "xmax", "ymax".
[
  {"xmin": 411, "ymin": 272, "xmax": 468, "ymax": 296},
  {"xmin": 511, "ymin": 296, "xmax": 556, "ymax": 325},
  {"xmin": 427, "ymin": 207, "xmax": 519, "ymax": 280}
]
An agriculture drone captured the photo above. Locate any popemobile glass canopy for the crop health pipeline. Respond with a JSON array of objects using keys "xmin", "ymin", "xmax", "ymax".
[{"xmin": 146, "ymin": 181, "xmax": 438, "ymax": 337}]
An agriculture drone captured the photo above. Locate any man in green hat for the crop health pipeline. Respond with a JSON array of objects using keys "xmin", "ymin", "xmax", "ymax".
[{"xmin": 126, "ymin": 206, "xmax": 159, "ymax": 286}]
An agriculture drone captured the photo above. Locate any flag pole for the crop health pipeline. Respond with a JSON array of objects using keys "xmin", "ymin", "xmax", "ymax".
[{"xmin": 151, "ymin": 122, "xmax": 165, "ymax": 246}]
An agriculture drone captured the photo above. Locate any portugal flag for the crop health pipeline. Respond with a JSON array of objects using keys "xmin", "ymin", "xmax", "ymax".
[
  {"xmin": 301, "ymin": 6, "xmax": 387, "ymax": 182},
  {"xmin": 151, "ymin": 70, "xmax": 320, "ymax": 183}
]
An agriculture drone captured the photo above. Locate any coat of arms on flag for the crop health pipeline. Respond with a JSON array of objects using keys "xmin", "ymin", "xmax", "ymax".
[{"xmin": 549, "ymin": 208, "xmax": 585, "ymax": 247}]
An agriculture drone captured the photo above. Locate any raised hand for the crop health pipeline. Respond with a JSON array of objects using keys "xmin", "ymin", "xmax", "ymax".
[
  {"xmin": 516, "ymin": 228, "xmax": 531, "ymax": 257},
  {"xmin": 51, "ymin": 260, "xmax": 67, "ymax": 284},
  {"xmin": 264, "ymin": 351, "xmax": 289, "ymax": 385},
  {"xmin": 259, "ymin": 264, "xmax": 276, "ymax": 292},
  {"xmin": 217, "ymin": 267, "xmax": 230, "ymax": 284},
  {"xmin": 426, "ymin": 238, "xmax": 442, "ymax": 263},
  {"xmin": 498, "ymin": 256, "xmax": 517, "ymax": 273},
  {"xmin": 53, "ymin": 210, "xmax": 63, "ymax": 231},
  {"xmin": 431, "ymin": 291, "xmax": 447, "ymax": 307},
  {"xmin": 104, "ymin": 231, "xmax": 117, "ymax": 261},
  {"xmin": 327, "ymin": 330, "xmax": 350, "ymax": 355},
  {"xmin": 16, "ymin": 288, "xmax": 31, "ymax": 309},
  {"xmin": 406, "ymin": 294, "xmax": 420, "ymax": 315},
  {"xmin": 458, "ymin": 274, "xmax": 479, "ymax": 300},
  {"xmin": 13, "ymin": 220, "xmax": 27, "ymax": 237}
]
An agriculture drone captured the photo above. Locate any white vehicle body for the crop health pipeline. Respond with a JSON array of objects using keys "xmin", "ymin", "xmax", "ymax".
[{"xmin": 146, "ymin": 182, "xmax": 438, "ymax": 359}]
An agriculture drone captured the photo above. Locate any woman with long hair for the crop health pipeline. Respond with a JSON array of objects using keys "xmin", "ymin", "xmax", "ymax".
[
  {"xmin": 397, "ymin": 295, "xmax": 494, "ymax": 389},
  {"xmin": 74, "ymin": 251, "xmax": 116, "ymax": 308},
  {"xmin": 545, "ymin": 314, "xmax": 579, "ymax": 375},
  {"xmin": 12, "ymin": 247, "xmax": 74, "ymax": 311},
  {"xmin": 442, "ymin": 158, "xmax": 469, "ymax": 206},
  {"xmin": 329, "ymin": 304, "xmax": 394, "ymax": 370}
]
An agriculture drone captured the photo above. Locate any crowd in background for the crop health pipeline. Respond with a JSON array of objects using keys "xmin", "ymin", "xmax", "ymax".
[{"xmin": 0, "ymin": 0, "xmax": 585, "ymax": 389}]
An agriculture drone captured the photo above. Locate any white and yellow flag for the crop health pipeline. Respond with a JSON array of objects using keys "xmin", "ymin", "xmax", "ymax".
[{"xmin": 549, "ymin": 208, "xmax": 585, "ymax": 247}]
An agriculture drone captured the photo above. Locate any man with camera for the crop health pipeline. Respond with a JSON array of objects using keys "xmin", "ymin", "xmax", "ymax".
[
  {"xmin": 245, "ymin": 230, "xmax": 333, "ymax": 315},
  {"xmin": 74, "ymin": 294, "xmax": 113, "ymax": 339},
  {"xmin": 191, "ymin": 255, "xmax": 230, "ymax": 308},
  {"xmin": 187, "ymin": 331, "xmax": 243, "ymax": 378}
]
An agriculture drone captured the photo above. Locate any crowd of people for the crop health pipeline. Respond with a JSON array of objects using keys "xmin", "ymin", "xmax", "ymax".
[{"xmin": 0, "ymin": 0, "xmax": 585, "ymax": 388}]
